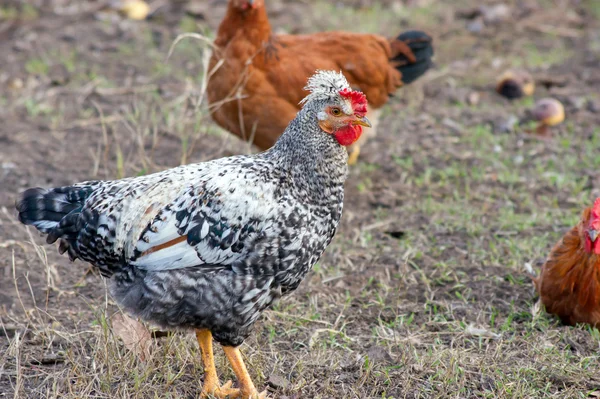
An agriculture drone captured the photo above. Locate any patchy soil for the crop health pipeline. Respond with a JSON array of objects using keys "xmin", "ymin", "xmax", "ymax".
[{"xmin": 1, "ymin": 0, "xmax": 600, "ymax": 398}]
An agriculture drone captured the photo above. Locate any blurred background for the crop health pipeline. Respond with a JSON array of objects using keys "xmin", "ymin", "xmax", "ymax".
[{"xmin": 1, "ymin": 0, "xmax": 600, "ymax": 398}]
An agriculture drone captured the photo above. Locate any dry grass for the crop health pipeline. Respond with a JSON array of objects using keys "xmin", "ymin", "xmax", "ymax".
[{"xmin": 1, "ymin": 0, "xmax": 600, "ymax": 398}]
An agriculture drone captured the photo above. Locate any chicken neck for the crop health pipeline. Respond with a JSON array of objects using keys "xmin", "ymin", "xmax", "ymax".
[
  {"xmin": 216, "ymin": 2, "xmax": 272, "ymax": 48},
  {"xmin": 265, "ymin": 106, "xmax": 349, "ymax": 192}
]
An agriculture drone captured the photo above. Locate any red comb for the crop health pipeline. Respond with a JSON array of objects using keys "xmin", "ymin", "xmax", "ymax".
[{"xmin": 339, "ymin": 88, "xmax": 367, "ymax": 116}]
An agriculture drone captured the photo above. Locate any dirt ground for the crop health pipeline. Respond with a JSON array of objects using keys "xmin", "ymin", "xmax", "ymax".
[{"xmin": 1, "ymin": 0, "xmax": 600, "ymax": 398}]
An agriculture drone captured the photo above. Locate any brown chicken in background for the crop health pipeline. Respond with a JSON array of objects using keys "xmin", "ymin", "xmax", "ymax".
[
  {"xmin": 207, "ymin": 0, "xmax": 433, "ymax": 164},
  {"xmin": 532, "ymin": 198, "xmax": 600, "ymax": 328}
]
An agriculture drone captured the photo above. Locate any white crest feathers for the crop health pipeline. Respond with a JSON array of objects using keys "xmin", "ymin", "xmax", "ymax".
[{"xmin": 300, "ymin": 70, "xmax": 351, "ymax": 106}]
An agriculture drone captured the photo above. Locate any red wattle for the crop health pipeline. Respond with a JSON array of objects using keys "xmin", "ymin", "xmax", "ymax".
[
  {"xmin": 334, "ymin": 125, "xmax": 362, "ymax": 146},
  {"xmin": 585, "ymin": 236, "xmax": 592, "ymax": 253}
]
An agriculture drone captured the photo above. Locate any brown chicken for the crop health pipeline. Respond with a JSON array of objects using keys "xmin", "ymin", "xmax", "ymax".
[
  {"xmin": 207, "ymin": 0, "xmax": 433, "ymax": 164},
  {"xmin": 533, "ymin": 198, "xmax": 600, "ymax": 327}
]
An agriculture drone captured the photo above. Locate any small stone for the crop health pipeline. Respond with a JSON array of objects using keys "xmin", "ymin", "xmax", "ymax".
[
  {"xmin": 480, "ymin": 4, "xmax": 511, "ymax": 23},
  {"xmin": 467, "ymin": 91, "xmax": 480, "ymax": 106},
  {"xmin": 366, "ymin": 346, "xmax": 394, "ymax": 365},
  {"xmin": 7, "ymin": 77, "xmax": 23, "ymax": 91},
  {"xmin": 268, "ymin": 374, "xmax": 289, "ymax": 389},
  {"xmin": 466, "ymin": 17, "xmax": 485, "ymax": 33}
]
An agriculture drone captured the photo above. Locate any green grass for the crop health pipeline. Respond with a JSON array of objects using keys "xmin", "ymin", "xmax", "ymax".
[
  {"xmin": 25, "ymin": 58, "xmax": 49, "ymax": 75},
  {"xmin": 517, "ymin": 43, "xmax": 575, "ymax": 69}
]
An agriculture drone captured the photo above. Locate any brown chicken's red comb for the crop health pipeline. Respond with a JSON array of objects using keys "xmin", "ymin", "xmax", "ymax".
[{"xmin": 339, "ymin": 88, "xmax": 367, "ymax": 116}]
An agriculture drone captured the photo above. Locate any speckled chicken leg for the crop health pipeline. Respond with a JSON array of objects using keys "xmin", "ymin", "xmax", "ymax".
[
  {"xmin": 222, "ymin": 346, "xmax": 269, "ymax": 399},
  {"xmin": 197, "ymin": 330, "xmax": 241, "ymax": 399}
]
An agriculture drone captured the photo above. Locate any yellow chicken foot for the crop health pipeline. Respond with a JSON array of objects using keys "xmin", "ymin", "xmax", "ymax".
[
  {"xmin": 222, "ymin": 346, "xmax": 269, "ymax": 399},
  {"xmin": 347, "ymin": 145, "xmax": 360, "ymax": 165},
  {"xmin": 197, "ymin": 330, "xmax": 241, "ymax": 399}
]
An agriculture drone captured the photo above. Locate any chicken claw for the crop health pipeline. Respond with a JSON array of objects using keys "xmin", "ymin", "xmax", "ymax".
[
  {"xmin": 203, "ymin": 380, "xmax": 241, "ymax": 399},
  {"xmin": 204, "ymin": 384, "xmax": 269, "ymax": 399},
  {"xmin": 222, "ymin": 346, "xmax": 270, "ymax": 399}
]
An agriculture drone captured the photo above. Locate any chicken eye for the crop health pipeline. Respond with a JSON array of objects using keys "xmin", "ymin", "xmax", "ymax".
[{"xmin": 331, "ymin": 108, "xmax": 342, "ymax": 116}]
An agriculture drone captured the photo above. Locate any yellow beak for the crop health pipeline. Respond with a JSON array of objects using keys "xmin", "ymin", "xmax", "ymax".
[{"xmin": 352, "ymin": 115, "xmax": 372, "ymax": 128}]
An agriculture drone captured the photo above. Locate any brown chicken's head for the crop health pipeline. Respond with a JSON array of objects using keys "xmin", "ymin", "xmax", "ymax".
[
  {"xmin": 583, "ymin": 198, "xmax": 600, "ymax": 254},
  {"xmin": 301, "ymin": 70, "xmax": 371, "ymax": 147},
  {"xmin": 231, "ymin": 0, "xmax": 263, "ymax": 11}
]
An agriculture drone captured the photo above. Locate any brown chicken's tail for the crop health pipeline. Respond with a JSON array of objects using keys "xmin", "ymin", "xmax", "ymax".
[{"xmin": 389, "ymin": 30, "xmax": 434, "ymax": 85}]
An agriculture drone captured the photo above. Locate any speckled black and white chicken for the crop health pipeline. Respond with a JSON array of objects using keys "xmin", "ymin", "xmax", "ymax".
[{"xmin": 16, "ymin": 70, "xmax": 371, "ymax": 399}]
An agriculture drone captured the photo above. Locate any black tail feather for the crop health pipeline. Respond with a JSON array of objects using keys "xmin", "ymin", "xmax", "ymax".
[
  {"xmin": 16, "ymin": 186, "xmax": 93, "ymax": 250},
  {"xmin": 46, "ymin": 211, "xmax": 85, "ymax": 244},
  {"xmin": 392, "ymin": 30, "xmax": 434, "ymax": 85}
]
